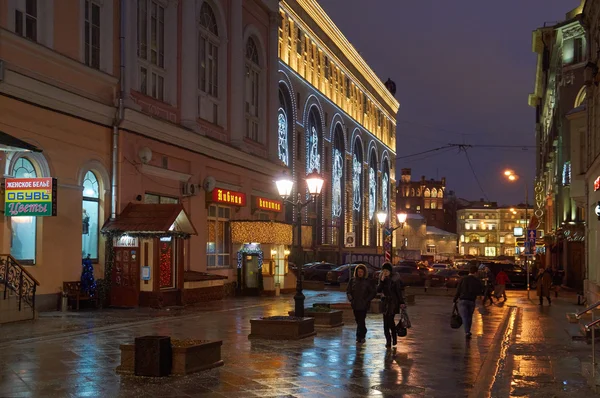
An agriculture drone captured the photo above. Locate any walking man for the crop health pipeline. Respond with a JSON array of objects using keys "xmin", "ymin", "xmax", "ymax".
[
  {"xmin": 377, "ymin": 263, "xmax": 406, "ymax": 349},
  {"xmin": 454, "ymin": 265, "xmax": 483, "ymax": 339},
  {"xmin": 347, "ymin": 264, "xmax": 376, "ymax": 344},
  {"xmin": 495, "ymin": 269, "xmax": 510, "ymax": 301}
]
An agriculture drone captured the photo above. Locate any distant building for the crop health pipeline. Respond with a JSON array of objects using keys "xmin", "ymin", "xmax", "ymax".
[
  {"xmin": 396, "ymin": 168, "xmax": 446, "ymax": 229},
  {"xmin": 443, "ymin": 190, "xmax": 471, "ymax": 234}
]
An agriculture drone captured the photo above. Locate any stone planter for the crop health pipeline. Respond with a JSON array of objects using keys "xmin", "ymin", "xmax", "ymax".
[
  {"xmin": 117, "ymin": 339, "xmax": 223, "ymax": 375},
  {"xmin": 248, "ymin": 316, "xmax": 316, "ymax": 340},
  {"xmin": 288, "ymin": 309, "xmax": 344, "ymax": 328},
  {"xmin": 302, "ymin": 280, "xmax": 325, "ymax": 290}
]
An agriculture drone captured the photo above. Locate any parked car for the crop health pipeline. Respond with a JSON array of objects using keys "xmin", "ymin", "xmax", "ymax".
[
  {"xmin": 303, "ymin": 262, "xmax": 339, "ymax": 282},
  {"xmin": 326, "ymin": 262, "xmax": 380, "ymax": 285},
  {"xmin": 478, "ymin": 262, "xmax": 532, "ymax": 287},
  {"xmin": 374, "ymin": 265, "xmax": 424, "ymax": 286},
  {"xmin": 399, "ymin": 260, "xmax": 419, "ymax": 268},
  {"xmin": 455, "ymin": 259, "xmax": 479, "ymax": 270},
  {"xmin": 431, "ymin": 263, "xmax": 452, "ymax": 272},
  {"xmin": 428, "ymin": 269, "xmax": 468, "ymax": 288}
]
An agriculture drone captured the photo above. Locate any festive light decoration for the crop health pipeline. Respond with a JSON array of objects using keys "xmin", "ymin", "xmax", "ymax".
[
  {"xmin": 278, "ymin": 108, "xmax": 289, "ymax": 166},
  {"xmin": 80, "ymin": 256, "xmax": 97, "ymax": 297},
  {"xmin": 562, "ymin": 161, "xmax": 571, "ymax": 186},
  {"xmin": 332, "ymin": 148, "xmax": 343, "ymax": 218},
  {"xmin": 382, "ymin": 172, "xmax": 389, "ymax": 213},
  {"xmin": 230, "ymin": 221, "xmax": 293, "ymax": 245},
  {"xmin": 159, "ymin": 241, "xmax": 173, "ymax": 288},
  {"xmin": 237, "ymin": 245, "xmax": 264, "ymax": 269},
  {"xmin": 307, "ymin": 126, "xmax": 321, "ymax": 174},
  {"xmin": 369, "ymin": 167, "xmax": 376, "ymax": 220},
  {"xmin": 352, "ymin": 154, "xmax": 362, "ymax": 211}
]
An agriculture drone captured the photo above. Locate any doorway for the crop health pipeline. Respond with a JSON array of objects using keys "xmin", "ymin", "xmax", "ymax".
[
  {"xmin": 241, "ymin": 254, "xmax": 261, "ymax": 295},
  {"xmin": 111, "ymin": 247, "xmax": 140, "ymax": 307}
]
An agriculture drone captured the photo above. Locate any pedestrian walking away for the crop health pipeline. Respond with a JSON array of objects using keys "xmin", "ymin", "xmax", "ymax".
[
  {"xmin": 495, "ymin": 269, "xmax": 510, "ymax": 301},
  {"xmin": 454, "ymin": 265, "xmax": 483, "ymax": 339},
  {"xmin": 346, "ymin": 264, "xmax": 376, "ymax": 344},
  {"xmin": 536, "ymin": 267, "xmax": 553, "ymax": 306},
  {"xmin": 481, "ymin": 266, "xmax": 495, "ymax": 306},
  {"xmin": 377, "ymin": 262, "xmax": 406, "ymax": 349}
]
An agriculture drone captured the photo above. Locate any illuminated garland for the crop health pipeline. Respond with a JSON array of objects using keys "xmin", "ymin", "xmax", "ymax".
[
  {"xmin": 230, "ymin": 221, "xmax": 293, "ymax": 245},
  {"xmin": 159, "ymin": 241, "xmax": 173, "ymax": 288},
  {"xmin": 101, "ymin": 230, "xmax": 192, "ymax": 240},
  {"xmin": 278, "ymin": 108, "xmax": 289, "ymax": 166},
  {"xmin": 236, "ymin": 248, "xmax": 263, "ymax": 269}
]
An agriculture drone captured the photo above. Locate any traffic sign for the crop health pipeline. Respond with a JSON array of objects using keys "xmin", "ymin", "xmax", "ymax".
[
  {"xmin": 524, "ymin": 241, "xmax": 531, "ymax": 255},
  {"xmin": 527, "ymin": 229, "xmax": 536, "ymax": 241}
]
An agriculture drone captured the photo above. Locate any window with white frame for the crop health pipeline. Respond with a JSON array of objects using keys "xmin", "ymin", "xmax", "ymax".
[
  {"xmin": 15, "ymin": 0, "xmax": 37, "ymax": 41},
  {"xmin": 144, "ymin": 193, "xmax": 178, "ymax": 204},
  {"xmin": 245, "ymin": 38, "xmax": 260, "ymax": 142},
  {"xmin": 84, "ymin": 0, "xmax": 101, "ymax": 69},
  {"xmin": 426, "ymin": 245, "xmax": 436, "ymax": 254},
  {"xmin": 198, "ymin": 2, "xmax": 219, "ymax": 124},
  {"xmin": 10, "ymin": 158, "xmax": 38, "ymax": 264},
  {"xmin": 82, "ymin": 171, "xmax": 100, "ymax": 260},
  {"xmin": 207, "ymin": 205, "xmax": 230, "ymax": 267},
  {"xmin": 137, "ymin": 0, "xmax": 165, "ymax": 101}
]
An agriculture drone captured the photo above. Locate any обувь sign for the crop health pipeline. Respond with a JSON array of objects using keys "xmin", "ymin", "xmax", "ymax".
[{"xmin": 4, "ymin": 178, "xmax": 57, "ymax": 217}]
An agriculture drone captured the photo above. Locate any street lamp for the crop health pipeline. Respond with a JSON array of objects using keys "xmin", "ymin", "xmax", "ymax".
[
  {"xmin": 275, "ymin": 169, "xmax": 324, "ymax": 317},
  {"xmin": 502, "ymin": 169, "xmax": 531, "ymax": 298},
  {"xmin": 376, "ymin": 211, "xmax": 388, "ymax": 225}
]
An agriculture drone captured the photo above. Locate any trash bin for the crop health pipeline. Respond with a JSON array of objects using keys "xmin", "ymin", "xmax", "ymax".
[{"xmin": 134, "ymin": 336, "xmax": 172, "ymax": 377}]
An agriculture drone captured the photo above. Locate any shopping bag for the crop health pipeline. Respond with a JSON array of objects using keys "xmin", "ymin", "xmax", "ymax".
[{"xmin": 450, "ymin": 303, "xmax": 462, "ymax": 329}]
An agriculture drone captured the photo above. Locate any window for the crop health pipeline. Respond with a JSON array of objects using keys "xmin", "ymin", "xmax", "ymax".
[
  {"xmin": 426, "ymin": 245, "xmax": 436, "ymax": 254},
  {"xmin": 207, "ymin": 205, "xmax": 230, "ymax": 267},
  {"xmin": 15, "ymin": 0, "xmax": 37, "ymax": 41},
  {"xmin": 255, "ymin": 212, "xmax": 271, "ymax": 221},
  {"xmin": 431, "ymin": 188, "xmax": 438, "ymax": 198},
  {"xmin": 198, "ymin": 2, "xmax": 219, "ymax": 123},
  {"xmin": 424, "ymin": 188, "xmax": 431, "ymax": 197},
  {"xmin": 82, "ymin": 171, "xmax": 100, "ymax": 260},
  {"xmin": 245, "ymin": 38, "xmax": 260, "ymax": 141},
  {"xmin": 484, "ymin": 247, "xmax": 496, "ymax": 257},
  {"xmin": 144, "ymin": 193, "xmax": 178, "ymax": 204},
  {"xmin": 10, "ymin": 158, "xmax": 37, "ymax": 263},
  {"xmin": 574, "ymin": 37, "xmax": 584, "ymax": 64},
  {"xmin": 84, "ymin": 0, "xmax": 101, "ymax": 69},
  {"xmin": 431, "ymin": 201, "xmax": 437, "ymax": 210},
  {"xmin": 469, "ymin": 234, "xmax": 480, "ymax": 243},
  {"xmin": 137, "ymin": 0, "xmax": 165, "ymax": 101}
]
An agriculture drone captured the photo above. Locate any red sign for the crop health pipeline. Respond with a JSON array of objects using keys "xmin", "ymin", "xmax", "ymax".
[
  {"xmin": 211, "ymin": 188, "xmax": 246, "ymax": 206},
  {"xmin": 256, "ymin": 197, "xmax": 282, "ymax": 212},
  {"xmin": 595, "ymin": 177, "xmax": 600, "ymax": 192}
]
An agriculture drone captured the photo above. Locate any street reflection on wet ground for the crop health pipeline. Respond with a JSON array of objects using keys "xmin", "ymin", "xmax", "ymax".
[{"xmin": 0, "ymin": 290, "xmax": 596, "ymax": 397}]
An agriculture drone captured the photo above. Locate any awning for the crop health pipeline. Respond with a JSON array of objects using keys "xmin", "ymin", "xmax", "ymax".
[
  {"xmin": 0, "ymin": 131, "xmax": 42, "ymax": 152},
  {"xmin": 101, "ymin": 203, "xmax": 197, "ymax": 238},
  {"xmin": 230, "ymin": 220, "xmax": 293, "ymax": 245}
]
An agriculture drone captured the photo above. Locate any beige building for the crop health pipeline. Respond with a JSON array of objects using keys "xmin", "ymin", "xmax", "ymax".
[{"xmin": 395, "ymin": 214, "xmax": 457, "ymax": 261}]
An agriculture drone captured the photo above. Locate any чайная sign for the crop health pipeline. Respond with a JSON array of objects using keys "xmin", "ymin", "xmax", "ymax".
[{"xmin": 5, "ymin": 178, "xmax": 57, "ymax": 217}]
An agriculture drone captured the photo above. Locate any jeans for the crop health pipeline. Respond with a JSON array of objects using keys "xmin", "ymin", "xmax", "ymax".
[
  {"xmin": 353, "ymin": 310, "xmax": 367, "ymax": 340},
  {"xmin": 458, "ymin": 299, "xmax": 476, "ymax": 334},
  {"xmin": 383, "ymin": 313, "xmax": 396, "ymax": 344}
]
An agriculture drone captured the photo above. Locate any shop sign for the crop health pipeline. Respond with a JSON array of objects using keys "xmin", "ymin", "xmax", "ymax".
[
  {"xmin": 255, "ymin": 196, "xmax": 282, "ymax": 212},
  {"xmin": 211, "ymin": 188, "xmax": 246, "ymax": 206},
  {"xmin": 114, "ymin": 236, "xmax": 139, "ymax": 247},
  {"xmin": 5, "ymin": 177, "xmax": 57, "ymax": 217},
  {"xmin": 595, "ymin": 201, "xmax": 600, "ymax": 220},
  {"xmin": 595, "ymin": 177, "xmax": 600, "ymax": 192}
]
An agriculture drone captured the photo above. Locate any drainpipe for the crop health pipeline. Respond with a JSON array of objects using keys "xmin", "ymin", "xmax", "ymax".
[{"xmin": 111, "ymin": 0, "xmax": 126, "ymax": 219}]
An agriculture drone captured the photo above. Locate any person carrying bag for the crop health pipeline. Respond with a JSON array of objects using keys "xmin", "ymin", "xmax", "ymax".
[
  {"xmin": 453, "ymin": 265, "xmax": 483, "ymax": 339},
  {"xmin": 377, "ymin": 263, "xmax": 406, "ymax": 349}
]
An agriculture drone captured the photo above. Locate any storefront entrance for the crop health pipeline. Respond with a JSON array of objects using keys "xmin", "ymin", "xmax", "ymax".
[
  {"xmin": 111, "ymin": 246, "xmax": 140, "ymax": 307},
  {"xmin": 241, "ymin": 254, "xmax": 261, "ymax": 295}
]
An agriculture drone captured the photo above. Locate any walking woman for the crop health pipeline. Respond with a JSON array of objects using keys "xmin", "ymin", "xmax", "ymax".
[
  {"xmin": 377, "ymin": 263, "xmax": 406, "ymax": 349},
  {"xmin": 536, "ymin": 267, "xmax": 553, "ymax": 306},
  {"xmin": 346, "ymin": 264, "xmax": 376, "ymax": 344}
]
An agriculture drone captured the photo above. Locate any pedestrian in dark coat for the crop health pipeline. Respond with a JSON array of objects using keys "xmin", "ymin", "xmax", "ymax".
[
  {"xmin": 346, "ymin": 264, "xmax": 376, "ymax": 344},
  {"xmin": 377, "ymin": 262, "xmax": 406, "ymax": 349},
  {"xmin": 536, "ymin": 268, "xmax": 553, "ymax": 306}
]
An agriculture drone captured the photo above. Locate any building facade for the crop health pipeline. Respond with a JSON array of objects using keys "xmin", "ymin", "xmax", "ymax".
[
  {"xmin": 278, "ymin": 0, "xmax": 399, "ymax": 263},
  {"xmin": 529, "ymin": 2, "xmax": 587, "ymax": 289},
  {"xmin": 457, "ymin": 204, "xmax": 532, "ymax": 259},
  {"xmin": 396, "ymin": 168, "xmax": 446, "ymax": 229}
]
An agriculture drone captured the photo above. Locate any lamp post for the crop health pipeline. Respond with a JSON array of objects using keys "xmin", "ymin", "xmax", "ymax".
[
  {"xmin": 275, "ymin": 169, "xmax": 324, "ymax": 317},
  {"xmin": 377, "ymin": 211, "xmax": 407, "ymax": 264},
  {"xmin": 503, "ymin": 169, "xmax": 531, "ymax": 298}
]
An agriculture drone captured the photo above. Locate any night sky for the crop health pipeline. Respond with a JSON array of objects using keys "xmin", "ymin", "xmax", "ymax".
[{"xmin": 319, "ymin": 0, "xmax": 582, "ymax": 206}]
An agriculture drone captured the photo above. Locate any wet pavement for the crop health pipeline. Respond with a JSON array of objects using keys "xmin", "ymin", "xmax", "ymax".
[{"xmin": 0, "ymin": 290, "xmax": 597, "ymax": 397}]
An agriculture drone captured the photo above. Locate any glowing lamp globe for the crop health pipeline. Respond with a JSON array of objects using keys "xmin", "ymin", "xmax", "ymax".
[
  {"xmin": 376, "ymin": 211, "xmax": 388, "ymax": 225},
  {"xmin": 275, "ymin": 172, "xmax": 294, "ymax": 199},
  {"xmin": 397, "ymin": 212, "xmax": 408, "ymax": 224},
  {"xmin": 306, "ymin": 170, "xmax": 324, "ymax": 196}
]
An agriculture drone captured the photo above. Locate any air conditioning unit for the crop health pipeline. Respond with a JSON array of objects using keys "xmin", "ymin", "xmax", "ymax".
[{"xmin": 182, "ymin": 182, "xmax": 197, "ymax": 197}]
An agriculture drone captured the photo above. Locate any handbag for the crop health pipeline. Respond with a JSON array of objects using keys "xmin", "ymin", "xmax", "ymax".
[
  {"xmin": 396, "ymin": 309, "xmax": 411, "ymax": 337},
  {"xmin": 450, "ymin": 303, "xmax": 462, "ymax": 329}
]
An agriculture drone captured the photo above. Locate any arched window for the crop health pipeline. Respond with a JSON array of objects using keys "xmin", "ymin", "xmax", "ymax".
[
  {"xmin": 306, "ymin": 107, "xmax": 322, "ymax": 174},
  {"xmin": 410, "ymin": 188, "xmax": 415, "ymax": 197},
  {"xmin": 82, "ymin": 171, "xmax": 100, "ymax": 260},
  {"xmin": 438, "ymin": 189, "xmax": 444, "ymax": 198},
  {"xmin": 278, "ymin": 86, "xmax": 292, "ymax": 167},
  {"xmin": 381, "ymin": 162, "xmax": 389, "ymax": 215},
  {"xmin": 424, "ymin": 188, "xmax": 431, "ymax": 197},
  {"xmin": 198, "ymin": 2, "xmax": 220, "ymax": 123},
  {"xmin": 486, "ymin": 234, "xmax": 495, "ymax": 243},
  {"xmin": 332, "ymin": 125, "xmax": 344, "ymax": 220},
  {"xmin": 469, "ymin": 234, "xmax": 480, "ymax": 243},
  {"xmin": 575, "ymin": 86, "xmax": 586, "ymax": 108},
  {"xmin": 352, "ymin": 139, "xmax": 363, "ymax": 246},
  {"xmin": 245, "ymin": 37, "xmax": 260, "ymax": 141},
  {"xmin": 368, "ymin": 149, "xmax": 377, "ymax": 247},
  {"xmin": 11, "ymin": 158, "xmax": 37, "ymax": 263},
  {"xmin": 432, "ymin": 188, "xmax": 438, "ymax": 198}
]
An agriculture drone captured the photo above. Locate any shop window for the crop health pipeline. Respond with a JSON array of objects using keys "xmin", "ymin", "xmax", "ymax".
[
  {"xmin": 426, "ymin": 245, "xmax": 436, "ymax": 254},
  {"xmin": 10, "ymin": 157, "xmax": 37, "ymax": 264},
  {"xmin": 82, "ymin": 171, "xmax": 100, "ymax": 260},
  {"xmin": 144, "ymin": 193, "xmax": 178, "ymax": 204},
  {"xmin": 207, "ymin": 205, "xmax": 230, "ymax": 267},
  {"xmin": 159, "ymin": 236, "xmax": 175, "ymax": 288}
]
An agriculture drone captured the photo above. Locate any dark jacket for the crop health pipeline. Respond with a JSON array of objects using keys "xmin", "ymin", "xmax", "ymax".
[
  {"xmin": 346, "ymin": 264, "xmax": 376, "ymax": 311},
  {"xmin": 454, "ymin": 274, "xmax": 484, "ymax": 302},
  {"xmin": 377, "ymin": 272, "xmax": 405, "ymax": 316}
]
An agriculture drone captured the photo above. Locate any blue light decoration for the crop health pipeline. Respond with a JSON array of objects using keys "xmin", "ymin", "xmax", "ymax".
[
  {"xmin": 307, "ymin": 126, "xmax": 321, "ymax": 174},
  {"xmin": 382, "ymin": 172, "xmax": 389, "ymax": 213},
  {"xmin": 352, "ymin": 154, "xmax": 362, "ymax": 211},
  {"xmin": 332, "ymin": 149, "xmax": 343, "ymax": 218},
  {"xmin": 277, "ymin": 107, "xmax": 289, "ymax": 166},
  {"xmin": 562, "ymin": 161, "xmax": 571, "ymax": 186},
  {"xmin": 369, "ymin": 167, "xmax": 376, "ymax": 220},
  {"xmin": 236, "ymin": 243, "xmax": 263, "ymax": 269},
  {"xmin": 80, "ymin": 256, "xmax": 97, "ymax": 297}
]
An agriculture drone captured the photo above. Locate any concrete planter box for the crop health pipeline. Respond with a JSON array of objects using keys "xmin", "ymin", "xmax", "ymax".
[
  {"xmin": 302, "ymin": 280, "xmax": 325, "ymax": 290},
  {"xmin": 117, "ymin": 339, "xmax": 223, "ymax": 375},
  {"xmin": 248, "ymin": 316, "xmax": 316, "ymax": 340},
  {"xmin": 288, "ymin": 309, "xmax": 344, "ymax": 328}
]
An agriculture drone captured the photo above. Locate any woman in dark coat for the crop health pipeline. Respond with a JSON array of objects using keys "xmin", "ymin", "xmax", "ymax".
[
  {"xmin": 347, "ymin": 264, "xmax": 376, "ymax": 344},
  {"xmin": 377, "ymin": 263, "xmax": 406, "ymax": 349},
  {"xmin": 536, "ymin": 267, "xmax": 553, "ymax": 306}
]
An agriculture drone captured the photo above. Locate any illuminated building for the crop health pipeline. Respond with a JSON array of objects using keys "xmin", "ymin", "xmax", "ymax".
[
  {"xmin": 529, "ymin": 2, "xmax": 586, "ymax": 290},
  {"xmin": 396, "ymin": 168, "xmax": 446, "ymax": 230},
  {"xmin": 278, "ymin": 0, "xmax": 400, "ymax": 261}
]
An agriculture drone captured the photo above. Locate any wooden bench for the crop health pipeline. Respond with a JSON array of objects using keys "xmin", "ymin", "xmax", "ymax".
[{"xmin": 63, "ymin": 281, "xmax": 98, "ymax": 310}]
